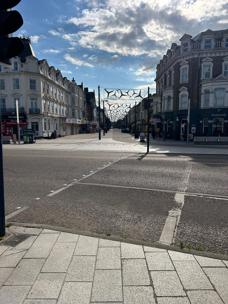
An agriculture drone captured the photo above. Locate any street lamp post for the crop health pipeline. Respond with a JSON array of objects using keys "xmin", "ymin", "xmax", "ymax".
[
  {"xmin": 134, "ymin": 102, "xmax": 137, "ymax": 138},
  {"xmin": 0, "ymin": 124, "xmax": 5, "ymax": 237},
  {"xmin": 98, "ymin": 86, "xmax": 101, "ymax": 140},
  {"xmin": 146, "ymin": 87, "xmax": 151, "ymax": 154},
  {"xmin": 15, "ymin": 99, "xmax": 20, "ymax": 144},
  {"xmin": 103, "ymin": 99, "xmax": 105, "ymax": 136},
  {"xmin": 187, "ymin": 98, "xmax": 191, "ymax": 144}
]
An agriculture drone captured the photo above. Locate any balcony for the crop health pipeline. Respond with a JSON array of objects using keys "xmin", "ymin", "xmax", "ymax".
[
  {"xmin": 29, "ymin": 108, "xmax": 41, "ymax": 114},
  {"xmin": 1, "ymin": 107, "xmax": 25, "ymax": 115}
]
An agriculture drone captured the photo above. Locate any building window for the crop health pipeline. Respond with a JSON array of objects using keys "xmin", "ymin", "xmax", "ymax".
[
  {"xmin": 180, "ymin": 66, "xmax": 188, "ymax": 83},
  {"xmin": 202, "ymin": 63, "xmax": 212, "ymax": 80},
  {"xmin": 14, "ymin": 97, "xmax": 22, "ymax": 109},
  {"xmin": 182, "ymin": 42, "xmax": 189, "ymax": 52},
  {"xmin": 223, "ymin": 62, "xmax": 228, "ymax": 77},
  {"xmin": 167, "ymin": 96, "xmax": 172, "ymax": 111},
  {"xmin": 0, "ymin": 98, "xmax": 6, "ymax": 112},
  {"xmin": 225, "ymin": 38, "xmax": 228, "ymax": 48},
  {"xmin": 30, "ymin": 98, "xmax": 38, "ymax": 109},
  {"xmin": 13, "ymin": 62, "xmax": 18, "ymax": 71},
  {"xmin": 31, "ymin": 122, "xmax": 39, "ymax": 134},
  {"xmin": 179, "ymin": 93, "xmax": 188, "ymax": 110},
  {"xmin": 30, "ymin": 79, "xmax": 36, "ymax": 90},
  {"xmin": 203, "ymin": 89, "xmax": 210, "ymax": 108},
  {"xmin": 214, "ymin": 88, "xmax": 225, "ymax": 107},
  {"xmin": 13, "ymin": 78, "xmax": 19, "ymax": 89},
  {"xmin": 204, "ymin": 38, "xmax": 212, "ymax": 49},
  {"xmin": 0, "ymin": 79, "xmax": 5, "ymax": 90},
  {"xmin": 0, "ymin": 65, "xmax": 2, "ymax": 72},
  {"xmin": 44, "ymin": 119, "xmax": 47, "ymax": 131}
]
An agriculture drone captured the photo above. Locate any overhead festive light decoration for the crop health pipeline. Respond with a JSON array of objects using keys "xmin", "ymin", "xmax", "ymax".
[{"xmin": 102, "ymin": 88, "xmax": 148, "ymax": 122}]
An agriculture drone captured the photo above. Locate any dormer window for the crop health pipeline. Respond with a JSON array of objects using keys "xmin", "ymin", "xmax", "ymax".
[
  {"xmin": 183, "ymin": 42, "xmax": 189, "ymax": 52},
  {"xmin": 204, "ymin": 38, "xmax": 212, "ymax": 49},
  {"xmin": 13, "ymin": 62, "xmax": 18, "ymax": 71}
]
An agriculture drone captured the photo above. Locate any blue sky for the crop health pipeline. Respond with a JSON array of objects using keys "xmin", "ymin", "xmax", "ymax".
[{"xmin": 15, "ymin": 0, "xmax": 228, "ymax": 94}]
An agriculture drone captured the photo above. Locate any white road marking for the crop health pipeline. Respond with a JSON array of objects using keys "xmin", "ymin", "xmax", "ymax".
[
  {"xmin": 6, "ymin": 206, "xmax": 28, "ymax": 220},
  {"xmin": 35, "ymin": 198, "xmax": 40, "ymax": 200},
  {"xmin": 75, "ymin": 181, "xmax": 228, "ymax": 201},
  {"xmin": 47, "ymin": 155, "xmax": 130, "ymax": 197},
  {"xmin": 159, "ymin": 163, "xmax": 192, "ymax": 246}
]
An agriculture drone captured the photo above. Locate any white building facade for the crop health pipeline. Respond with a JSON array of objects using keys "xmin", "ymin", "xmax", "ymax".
[{"xmin": 0, "ymin": 38, "xmax": 88, "ymax": 138}]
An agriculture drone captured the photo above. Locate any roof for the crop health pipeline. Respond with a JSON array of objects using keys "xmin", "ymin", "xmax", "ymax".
[{"xmin": 17, "ymin": 38, "xmax": 36, "ymax": 61}]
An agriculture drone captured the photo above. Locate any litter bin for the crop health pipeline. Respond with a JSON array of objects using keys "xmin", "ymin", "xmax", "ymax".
[{"xmin": 23, "ymin": 129, "xmax": 35, "ymax": 144}]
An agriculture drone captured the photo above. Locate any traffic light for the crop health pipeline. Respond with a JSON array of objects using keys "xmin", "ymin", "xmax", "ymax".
[{"xmin": 0, "ymin": 0, "xmax": 24, "ymax": 63}]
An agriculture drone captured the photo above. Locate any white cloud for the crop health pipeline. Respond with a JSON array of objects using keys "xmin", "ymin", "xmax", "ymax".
[
  {"xmin": 30, "ymin": 35, "xmax": 41, "ymax": 44},
  {"xmin": 66, "ymin": 0, "xmax": 227, "ymax": 58},
  {"xmin": 64, "ymin": 53, "xmax": 94, "ymax": 67},
  {"xmin": 48, "ymin": 29, "xmax": 62, "ymax": 36},
  {"xmin": 218, "ymin": 19, "xmax": 228, "ymax": 24},
  {"xmin": 43, "ymin": 49, "xmax": 61, "ymax": 54}
]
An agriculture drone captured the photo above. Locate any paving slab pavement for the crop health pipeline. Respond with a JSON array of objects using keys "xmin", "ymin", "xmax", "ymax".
[{"xmin": 0, "ymin": 225, "xmax": 227, "ymax": 304}]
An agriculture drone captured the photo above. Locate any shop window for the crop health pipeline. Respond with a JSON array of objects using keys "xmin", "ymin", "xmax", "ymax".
[{"xmin": 212, "ymin": 118, "xmax": 224, "ymax": 136}]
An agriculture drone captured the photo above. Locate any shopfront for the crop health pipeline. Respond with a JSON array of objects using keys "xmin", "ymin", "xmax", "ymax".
[{"xmin": 1, "ymin": 111, "xmax": 27, "ymax": 138}]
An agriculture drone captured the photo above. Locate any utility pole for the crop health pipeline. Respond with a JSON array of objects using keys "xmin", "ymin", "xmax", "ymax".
[
  {"xmin": 147, "ymin": 87, "xmax": 150, "ymax": 154},
  {"xmin": 98, "ymin": 86, "xmax": 101, "ymax": 140},
  {"xmin": 102, "ymin": 99, "xmax": 105, "ymax": 136}
]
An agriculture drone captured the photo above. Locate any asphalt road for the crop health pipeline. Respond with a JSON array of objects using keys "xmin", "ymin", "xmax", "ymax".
[{"xmin": 2, "ymin": 131, "xmax": 228, "ymax": 256}]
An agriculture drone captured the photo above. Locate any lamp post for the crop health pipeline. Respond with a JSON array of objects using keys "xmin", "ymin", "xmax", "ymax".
[
  {"xmin": 15, "ymin": 98, "xmax": 20, "ymax": 144},
  {"xmin": 102, "ymin": 99, "xmax": 105, "ymax": 136},
  {"xmin": 0, "ymin": 123, "xmax": 5, "ymax": 237},
  {"xmin": 134, "ymin": 102, "xmax": 137, "ymax": 138},
  {"xmin": 187, "ymin": 98, "xmax": 191, "ymax": 144},
  {"xmin": 146, "ymin": 87, "xmax": 151, "ymax": 154},
  {"xmin": 98, "ymin": 86, "xmax": 101, "ymax": 140}
]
